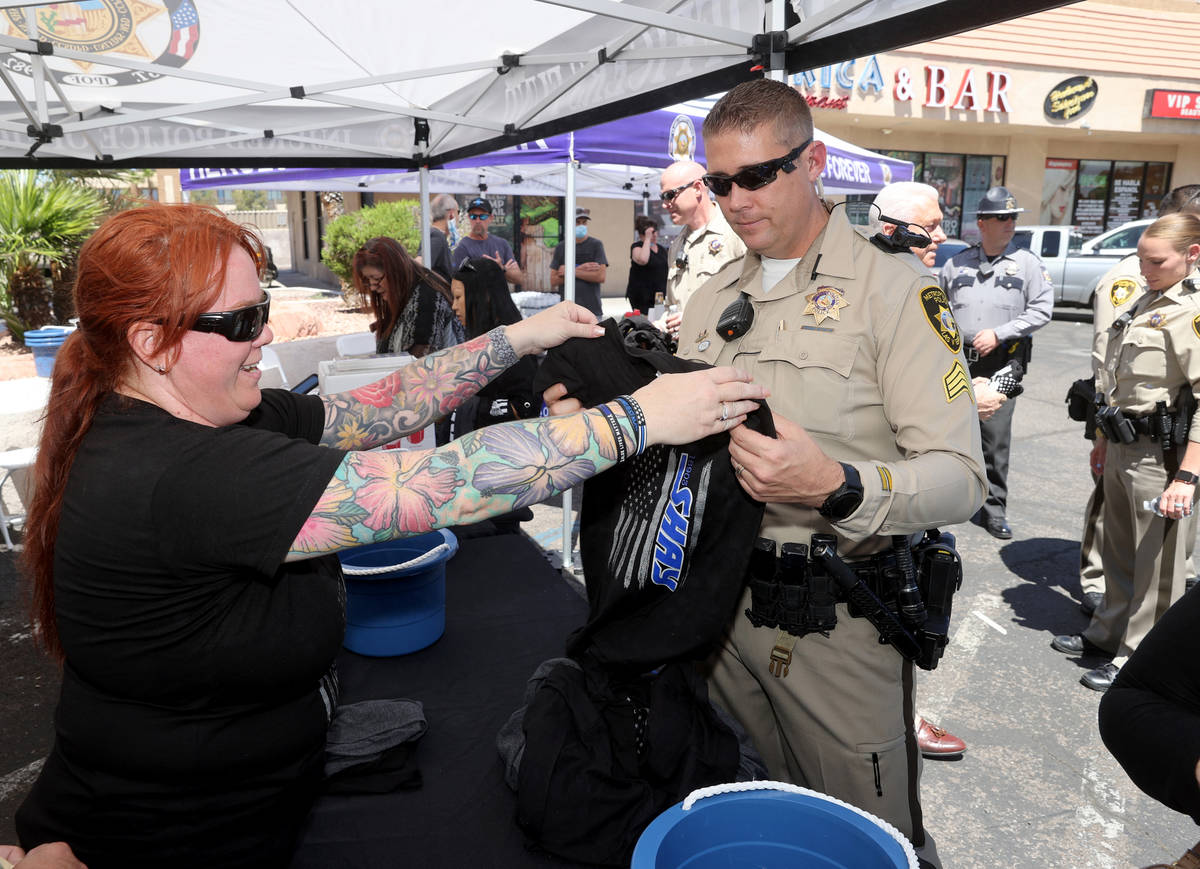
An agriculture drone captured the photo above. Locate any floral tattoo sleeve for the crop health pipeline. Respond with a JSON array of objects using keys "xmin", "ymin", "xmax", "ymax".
[
  {"xmin": 291, "ymin": 408, "xmax": 630, "ymax": 558},
  {"xmin": 319, "ymin": 330, "xmax": 508, "ymax": 450}
]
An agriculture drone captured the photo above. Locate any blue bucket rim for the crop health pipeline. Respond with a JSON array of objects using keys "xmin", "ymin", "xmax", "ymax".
[
  {"xmin": 338, "ymin": 528, "xmax": 458, "ymax": 578},
  {"xmin": 24, "ymin": 326, "xmax": 75, "ymax": 337},
  {"xmin": 632, "ymin": 781, "xmax": 918, "ymax": 869}
]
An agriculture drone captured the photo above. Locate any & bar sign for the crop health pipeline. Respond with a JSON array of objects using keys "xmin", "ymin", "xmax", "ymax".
[
  {"xmin": 1147, "ymin": 89, "xmax": 1200, "ymax": 119},
  {"xmin": 1044, "ymin": 76, "xmax": 1097, "ymax": 121}
]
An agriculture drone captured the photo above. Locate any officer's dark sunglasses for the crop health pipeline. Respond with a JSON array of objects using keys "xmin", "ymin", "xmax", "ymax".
[
  {"xmin": 190, "ymin": 292, "xmax": 271, "ymax": 342},
  {"xmin": 980, "ymin": 214, "xmax": 1017, "ymax": 222},
  {"xmin": 661, "ymin": 180, "xmax": 698, "ymax": 204},
  {"xmin": 702, "ymin": 138, "xmax": 812, "ymax": 197}
]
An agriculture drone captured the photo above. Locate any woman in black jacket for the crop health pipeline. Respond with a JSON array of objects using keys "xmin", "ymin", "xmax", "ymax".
[{"xmin": 451, "ymin": 257, "xmax": 539, "ymax": 430}]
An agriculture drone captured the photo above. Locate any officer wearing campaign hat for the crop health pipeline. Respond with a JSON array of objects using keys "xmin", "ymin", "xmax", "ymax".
[
  {"xmin": 977, "ymin": 185, "xmax": 1025, "ymax": 216},
  {"xmin": 939, "ymin": 187, "xmax": 1053, "ymax": 540}
]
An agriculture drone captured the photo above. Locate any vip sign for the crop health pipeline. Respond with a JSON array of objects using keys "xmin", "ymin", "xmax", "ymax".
[{"xmin": 894, "ymin": 65, "xmax": 1011, "ymax": 113}]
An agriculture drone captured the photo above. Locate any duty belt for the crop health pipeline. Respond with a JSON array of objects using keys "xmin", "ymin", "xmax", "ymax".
[
  {"xmin": 744, "ymin": 537, "xmax": 902, "ymax": 637},
  {"xmin": 746, "ymin": 531, "xmax": 965, "ymax": 673}
]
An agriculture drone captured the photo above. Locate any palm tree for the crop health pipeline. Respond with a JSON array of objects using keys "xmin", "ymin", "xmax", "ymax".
[{"xmin": 0, "ymin": 170, "xmax": 106, "ymax": 339}]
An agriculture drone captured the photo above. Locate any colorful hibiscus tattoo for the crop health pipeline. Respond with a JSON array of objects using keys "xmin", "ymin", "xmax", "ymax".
[
  {"xmin": 291, "ymin": 408, "xmax": 629, "ymax": 558},
  {"xmin": 319, "ymin": 332, "xmax": 498, "ymax": 450}
]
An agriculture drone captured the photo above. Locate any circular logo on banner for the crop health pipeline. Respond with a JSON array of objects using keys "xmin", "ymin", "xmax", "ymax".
[
  {"xmin": 668, "ymin": 115, "xmax": 696, "ymax": 162},
  {"xmin": 1044, "ymin": 76, "xmax": 1098, "ymax": 122},
  {"xmin": 2, "ymin": 0, "xmax": 200, "ymax": 88}
]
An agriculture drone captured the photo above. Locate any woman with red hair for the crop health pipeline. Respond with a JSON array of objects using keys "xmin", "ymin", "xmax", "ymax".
[{"xmin": 11, "ymin": 203, "xmax": 764, "ymax": 867}]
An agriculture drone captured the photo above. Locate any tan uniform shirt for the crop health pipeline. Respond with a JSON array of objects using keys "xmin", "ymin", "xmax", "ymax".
[
  {"xmin": 1091, "ymin": 254, "xmax": 1144, "ymax": 378},
  {"xmin": 1098, "ymin": 273, "xmax": 1200, "ymax": 441},
  {"xmin": 665, "ymin": 208, "xmax": 746, "ymax": 310},
  {"xmin": 677, "ymin": 208, "xmax": 986, "ymax": 558}
]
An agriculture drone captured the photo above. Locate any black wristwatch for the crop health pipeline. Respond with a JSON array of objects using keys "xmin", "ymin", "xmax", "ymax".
[
  {"xmin": 818, "ymin": 462, "xmax": 864, "ymax": 521},
  {"xmin": 1174, "ymin": 470, "xmax": 1199, "ymax": 485}
]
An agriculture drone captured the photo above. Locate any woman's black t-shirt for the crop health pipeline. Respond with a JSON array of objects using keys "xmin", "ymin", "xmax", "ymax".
[
  {"xmin": 16, "ymin": 389, "xmax": 347, "ymax": 868},
  {"xmin": 625, "ymin": 242, "xmax": 668, "ymax": 314}
]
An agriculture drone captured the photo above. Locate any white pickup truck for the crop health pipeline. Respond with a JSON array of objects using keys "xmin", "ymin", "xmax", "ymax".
[{"xmin": 1011, "ymin": 219, "xmax": 1151, "ymax": 307}]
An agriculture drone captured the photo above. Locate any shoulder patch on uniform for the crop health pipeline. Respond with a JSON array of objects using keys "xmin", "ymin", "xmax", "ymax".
[
  {"xmin": 943, "ymin": 360, "xmax": 971, "ymax": 403},
  {"xmin": 920, "ymin": 286, "xmax": 961, "ymax": 353},
  {"xmin": 1193, "ymin": 314, "xmax": 1200, "ymax": 340},
  {"xmin": 876, "ymin": 464, "xmax": 893, "ymax": 493},
  {"xmin": 1111, "ymin": 279, "xmax": 1138, "ymax": 308}
]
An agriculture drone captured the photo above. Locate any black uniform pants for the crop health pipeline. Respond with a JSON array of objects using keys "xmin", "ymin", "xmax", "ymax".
[{"xmin": 978, "ymin": 395, "xmax": 1016, "ymax": 523}]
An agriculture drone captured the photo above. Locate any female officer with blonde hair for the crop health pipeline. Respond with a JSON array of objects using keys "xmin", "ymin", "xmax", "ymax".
[{"xmin": 1054, "ymin": 213, "xmax": 1200, "ymax": 691}]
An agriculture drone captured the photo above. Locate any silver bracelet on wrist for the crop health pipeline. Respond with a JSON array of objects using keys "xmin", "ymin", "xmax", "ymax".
[{"xmin": 488, "ymin": 325, "xmax": 520, "ymax": 367}]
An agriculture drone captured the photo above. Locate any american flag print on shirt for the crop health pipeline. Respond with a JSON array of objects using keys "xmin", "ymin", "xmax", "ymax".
[{"xmin": 606, "ymin": 446, "xmax": 710, "ymax": 592}]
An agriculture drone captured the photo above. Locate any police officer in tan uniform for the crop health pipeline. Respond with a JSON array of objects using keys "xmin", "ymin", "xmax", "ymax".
[
  {"xmin": 681, "ymin": 79, "xmax": 986, "ymax": 866},
  {"xmin": 657, "ymin": 159, "xmax": 746, "ymax": 337},
  {"xmin": 1077, "ymin": 185, "xmax": 1200, "ymax": 617},
  {"xmin": 1054, "ymin": 213, "xmax": 1200, "ymax": 691}
]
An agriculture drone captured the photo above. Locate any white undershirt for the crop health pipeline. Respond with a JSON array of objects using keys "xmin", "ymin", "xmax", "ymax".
[{"xmin": 760, "ymin": 256, "xmax": 802, "ymax": 294}]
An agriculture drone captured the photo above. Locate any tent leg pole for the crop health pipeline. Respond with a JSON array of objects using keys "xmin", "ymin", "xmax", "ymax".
[
  {"xmin": 560, "ymin": 144, "xmax": 578, "ymax": 574},
  {"xmin": 419, "ymin": 167, "xmax": 431, "ymax": 265}
]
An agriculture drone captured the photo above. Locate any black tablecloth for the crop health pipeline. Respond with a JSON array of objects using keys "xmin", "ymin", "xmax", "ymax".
[{"xmin": 291, "ymin": 530, "xmax": 594, "ymax": 869}]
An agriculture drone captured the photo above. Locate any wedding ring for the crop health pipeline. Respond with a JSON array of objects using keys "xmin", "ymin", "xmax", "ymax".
[{"xmin": 720, "ymin": 402, "xmax": 729, "ymax": 422}]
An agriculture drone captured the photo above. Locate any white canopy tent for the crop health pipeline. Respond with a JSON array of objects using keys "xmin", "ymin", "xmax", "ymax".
[
  {"xmin": 0, "ymin": 0, "xmax": 1066, "ymax": 169},
  {"xmin": 0, "ymin": 0, "xmax": 1065, "ymax": 569}
]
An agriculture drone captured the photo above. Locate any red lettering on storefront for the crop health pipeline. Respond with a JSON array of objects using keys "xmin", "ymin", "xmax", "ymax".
[
  {"xmin": 952, "ymin": 69, "xmax": 982, "ymax": 110},
  {"xmin": 805, "ymin": 94, "xmax": 850, "ymax": 110},
  {"xmin": 925, "ymin": 65, "xmax": 949, "ymax": 107},
  {"xmin": 987, "ymin": 71, "xmax": 1011, "ymax": 113}
]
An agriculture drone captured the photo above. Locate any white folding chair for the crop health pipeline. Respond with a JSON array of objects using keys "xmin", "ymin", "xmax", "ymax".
[
  {"xmin": 0, "ymin": 446, "xmax": 37, "ymax": 550},
  {"xmin": 258, "ymin": 345, "xmax": 289, "ymax": 389},
  {"xmin": 336, "ymin": 332, "xmax": 377, "ymax": 357}
]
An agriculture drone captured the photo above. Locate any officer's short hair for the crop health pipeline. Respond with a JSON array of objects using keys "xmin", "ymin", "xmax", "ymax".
[
  {"xmin": 869, "ymin": 182, "xmax": 940, "ymax": 235},
  {"xmin": 431, "ymin": 194, "xmax": 459, "ymax": 222},
  {"xmin": 1160, "ymin": 185, "xmax": 1200, "ymax": 217},
  {"xmin": 703, "ymin": 79, "xmax": 812, "ymax": 150}
]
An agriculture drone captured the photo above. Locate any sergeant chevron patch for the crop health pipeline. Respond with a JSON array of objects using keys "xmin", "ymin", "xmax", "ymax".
[{"xmin": 943, "ymin": 360, "xmax": 971, "ymax": 402}]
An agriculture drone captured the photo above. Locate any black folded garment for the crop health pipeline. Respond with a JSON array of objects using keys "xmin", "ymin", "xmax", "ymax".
[{"xmin": 536, "ymin": 319, "xmax": 773, "ymax": 669}]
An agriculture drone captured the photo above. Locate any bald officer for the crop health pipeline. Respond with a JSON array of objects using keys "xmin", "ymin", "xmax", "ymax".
[
  {"xmin": 681, "ymin": 79, "xmax": 985, "ymax": 866},
  {"xmin": 658, "ymin": 159, "xmax": 746, "ymax": 336},
  {"xmin": 1077, "ymin": 184, "xmax": 1200, "ymax": 616},
  {"xmin": 940, "ymin": 187, "xmax": 1053, "ymax": 540}
]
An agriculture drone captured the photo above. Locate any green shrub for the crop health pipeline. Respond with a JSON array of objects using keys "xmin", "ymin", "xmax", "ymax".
[{"xmin": 321, "ymin": 200, "xmax": 420, "ymax": 285}]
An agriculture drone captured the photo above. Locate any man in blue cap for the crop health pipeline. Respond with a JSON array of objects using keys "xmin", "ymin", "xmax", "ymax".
[
  {"xmin": 451, "ymin": 196, "xmax": 524, "ymax": 286},
  {"xmin": 940, "ymin": 187, "xmax": 1053, "ymax": 539}
]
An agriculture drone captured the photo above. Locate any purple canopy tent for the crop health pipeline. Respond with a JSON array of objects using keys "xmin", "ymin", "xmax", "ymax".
[{"xmin": 181, "ymin": 98, "xmax": 913, "ymax": 198}]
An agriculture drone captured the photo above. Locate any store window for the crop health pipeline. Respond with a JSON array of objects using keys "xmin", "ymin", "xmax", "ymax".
[{"xmin": 1040, "ymin": 158, "xmax": 1171, "ymax": 238}]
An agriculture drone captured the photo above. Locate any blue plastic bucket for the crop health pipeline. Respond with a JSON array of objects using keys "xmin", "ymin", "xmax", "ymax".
[
  {"xmin": 338, "ymin": 529, "xmax": 458, "ymax": 657},
  {"xmin": 632, "ymin": 782, "xmax": 918, "ymax": 869},
  {"xmin": 24, "ymin": 326, "xmax": 75, "ymax": 378}
]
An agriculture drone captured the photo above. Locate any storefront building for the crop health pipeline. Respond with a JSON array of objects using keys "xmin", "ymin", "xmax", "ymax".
[{"xmin": 799, "ymin": 0, "xmax": 1200, "ymax": 243}]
